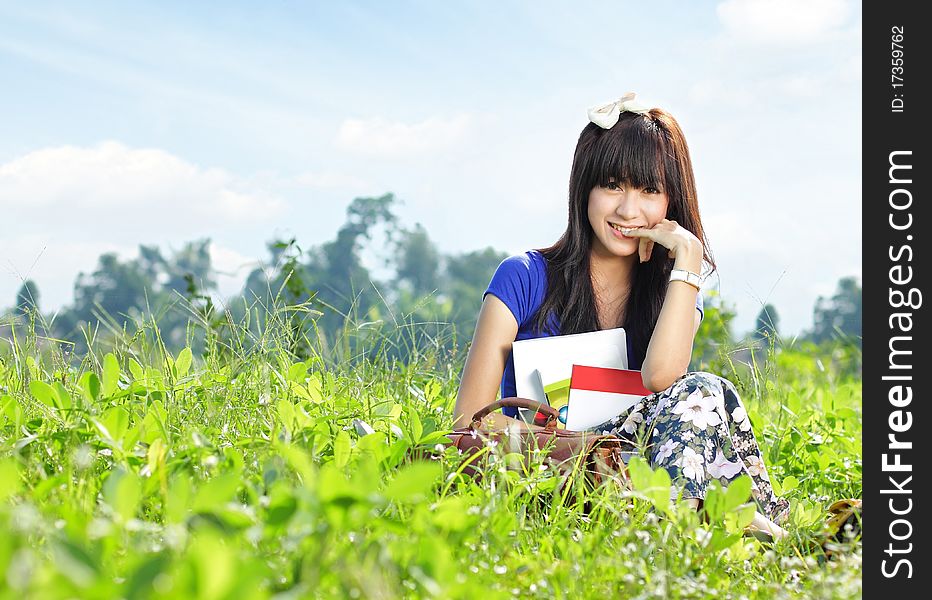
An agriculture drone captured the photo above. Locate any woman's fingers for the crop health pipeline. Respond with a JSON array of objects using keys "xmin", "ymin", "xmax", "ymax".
[
  {"xmin": 640, "ymin": 238, "xmax": 654, "ymax": 263},
  {"xmin": 625, "ymin": 222, "xmax": 679, "ymax": 253},
  {"xmin": 623, "ymin": 220, "xmax": 700, "ymax": 263},
  {"xmin": 620, "ymin": 227, "xmax": 658, "ymax": 263}
]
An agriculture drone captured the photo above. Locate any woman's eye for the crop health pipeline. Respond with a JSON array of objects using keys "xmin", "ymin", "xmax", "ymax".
[
  {"xmin": 606, "ymin": 181, "xmax": 621, "ymax": 190},
  {"xmin": 644, "ymin": 187, "xmax": 661, "ymax": 194}
]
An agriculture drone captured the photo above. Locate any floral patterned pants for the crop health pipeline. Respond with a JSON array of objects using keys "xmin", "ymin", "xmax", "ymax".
[{"xmin": 588, "ymin": 371, "xmax": 790, "ymax": 525}]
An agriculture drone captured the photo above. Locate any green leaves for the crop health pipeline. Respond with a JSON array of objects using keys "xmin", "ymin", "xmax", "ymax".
[
  {"xmin": 772, "ymin": 475, "xmax": 799, "ymax": 496},
  {"xmin": 29, "ymin": 380, "xmax": 71, "ymax": 410},
  {"xmin": 287, "ymin": 366, "xmax": 324, "ymax": 403},
  {"xmin": 51, "ymin": 538, "xmax": 101, "ymax": 588},
  {"xmin": 384, "ymin": 461, "xmax": 442, "ymax": 503},
  {"xmin": 103, "ymin": 469, "xmax": 142, "ymax": 522},
  {"xmin": 0, "ymin": 321, "xmax": 862, "ymax": 596},
  {"xmin": 333, "ymin": 430, "xmax": 352, "ymax": 468},
  {"xmin": 626, "ymin": 457, "xmax": 672, "ymax": 514},
  {"xmin": 695, "ymin": 476, "xmax": 758, "ymax": 553},
  {"xmin": 29, "ymin": 380, "xmax": 56, "ymax": 407},
  {"xmin": 79, "ymin": 372, "xmax": 101, "ymax": 404},
  {"xmin": 1, "ymin": 394, "xmax": 23, "ymax": 427},
  {"xmin": 702, "ymin": 475, "xmax": 753, "ymax": 523},
  {"xmin": 286, "ymin": 361, "xmax": 309, "ymax": 384},
  {"xmin": 102, "ymin": 353, "xmax": 121, "ymax": 397},
  {"xmin": 406, "ymin": 405, "xmax": 424, "ymax": 443},
  {"xmin": 193, "ymin": 473, "xmax": 240, "ymax": 513},
  {"xmin": 431, "ymin": 496, "xmax": 478, "ymax": 533},
  {"xmin": 94, "ymin": 406, "xmax": 130, "ymax": 445},
  {"xmin": 175, "ymin": 347, "xmax": 193, "ymax": 377},
  {"xmin": 0, "ymin": 459, "xmax": 22, "ymax": 502},
  {"xmin": 724, "ymin": 475, "xmax": 752, "ymax": 512}
]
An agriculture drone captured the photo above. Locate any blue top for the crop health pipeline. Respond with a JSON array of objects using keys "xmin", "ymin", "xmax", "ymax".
[{"xmin": 482, "ymin": 250, "xmax": 704, "ymax": 418}]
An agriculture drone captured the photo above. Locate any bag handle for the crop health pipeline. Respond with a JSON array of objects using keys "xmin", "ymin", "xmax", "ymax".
[{"xmin": 470, "ymin": 397, "xmax": 559, "ymax": 430}]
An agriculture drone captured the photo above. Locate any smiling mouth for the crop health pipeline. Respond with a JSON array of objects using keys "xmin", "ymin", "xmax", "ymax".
[{"xmin": 609, "ymin": 222, "xmax": 642, "ymax": 234}]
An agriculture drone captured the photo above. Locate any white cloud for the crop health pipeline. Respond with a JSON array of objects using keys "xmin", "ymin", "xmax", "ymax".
[
  {"xmin": 0, "ymin": 141, "xmax": 285, "ymax": 224},
  {"xmin": 335, "ymin": 113, "xmax": 472, "ymax": 157},
  {"xmin": 0, "ymin": 142, "xmax": 290, "ymax": 311},
  {"xmin": 717, "ymin": 0, "xmax": 852, "ymax": 44}
]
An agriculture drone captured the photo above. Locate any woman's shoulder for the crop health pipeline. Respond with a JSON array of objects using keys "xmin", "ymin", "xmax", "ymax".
[
  {"xmin": 485, "ymin": 250, "xmax": 549, "ymax": 328},
  {"xmin": 490, "ymin": 250, "xmax": 549, "ymax": 292},
  {"xmin": 496, "ymin": 249, "xmax": 547, "ymax": 275}
]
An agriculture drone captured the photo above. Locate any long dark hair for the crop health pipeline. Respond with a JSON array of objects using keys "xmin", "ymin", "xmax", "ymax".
[{"xmin": 530, "ymin": 108, "xmax": 716, "ymax": 365}]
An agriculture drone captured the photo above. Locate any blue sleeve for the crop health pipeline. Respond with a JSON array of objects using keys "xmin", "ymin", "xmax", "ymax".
[
  {"xmin": 482, "ymin": 253, "xmax": 538, "ymax": 328},
  {"xmin": 696, "ymin": 293, "xmax": 704, "ymax": 322}
]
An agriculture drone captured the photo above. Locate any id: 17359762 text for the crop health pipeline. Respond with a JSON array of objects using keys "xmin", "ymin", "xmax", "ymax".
[{"xmin": 890, "ymin": 26, "xmax": 905, "ymax": 113}]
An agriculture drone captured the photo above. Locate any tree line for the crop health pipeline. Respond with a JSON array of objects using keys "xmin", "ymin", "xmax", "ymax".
[{"xmin": 4, "ymin": 193, "xmax": 861, "ymax": 363}]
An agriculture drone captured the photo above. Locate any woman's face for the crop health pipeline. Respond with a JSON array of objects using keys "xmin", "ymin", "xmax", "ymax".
[{"xmin": 587, "ymin": 177, "xmax": 669, "ymax": 258}]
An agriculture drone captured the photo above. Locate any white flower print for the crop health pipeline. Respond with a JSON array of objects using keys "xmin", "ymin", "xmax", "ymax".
[
  {"xmin": 732, "ymin": 405, "xmax": 752, "ymax": 432},
  {"xmin": 672, "ymin": 388, "xmax": 723, "ymax": 430},
  {"xmin": 706, "ymin": 449, "xmax": 743, "ymax": 480},
  {"xmin": 656, "ymin": 439, "xmax": 678, "ymax": 463},
  {"xmin": 621, "ymin": 409, "xmax": 644, "ymax": 434},
  {"xmin": 711, "ymin": 389, "xmax": 726, "ymax": 411},
  {"xmin": 680, "ymin": 430, "xmax": 695, "ymax": 442},
  {"xmin": 678, "ymin": 447, "xmax": 705, "ymax": 482},
  {"xmin": 745, "ymin": 454, "xmax": 768, "ymax": 479}
]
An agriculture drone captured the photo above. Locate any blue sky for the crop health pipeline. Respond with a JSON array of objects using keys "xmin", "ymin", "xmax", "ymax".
[{"xmin": 0, "ymin": 0, "xmax": 861, "ymax": 336}]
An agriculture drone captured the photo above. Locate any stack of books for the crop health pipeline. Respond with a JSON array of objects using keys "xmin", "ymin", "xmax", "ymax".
[{"xmin": 512, "ymin": 327, "xmax": 651, "ymax": 431}]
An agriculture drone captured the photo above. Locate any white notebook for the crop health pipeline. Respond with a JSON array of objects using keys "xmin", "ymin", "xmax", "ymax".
[{"xmin": 511, "ymin": 327, "xmax": 628, "ymax": 422}]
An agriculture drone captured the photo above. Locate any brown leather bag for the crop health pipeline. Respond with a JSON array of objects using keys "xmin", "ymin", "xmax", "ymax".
[{"xmin": 443, "ymin": 398, "xmax": 630, "ymax": 512}]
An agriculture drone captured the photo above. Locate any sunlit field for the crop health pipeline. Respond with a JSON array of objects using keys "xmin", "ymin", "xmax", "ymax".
[{"xmin": 0, "ymin": 300, "xmax": 862, "ymax": 599}]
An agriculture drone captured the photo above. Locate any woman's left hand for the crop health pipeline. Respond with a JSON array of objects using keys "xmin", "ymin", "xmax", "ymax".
[{"xmin": 621, "ymin": 219, "xmax": 702, "ymax": 265}]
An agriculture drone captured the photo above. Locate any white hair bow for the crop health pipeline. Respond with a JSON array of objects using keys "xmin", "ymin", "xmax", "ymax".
[{"xmin": 587, "ymin": 92, "xmax": 650, "ymax": 129}]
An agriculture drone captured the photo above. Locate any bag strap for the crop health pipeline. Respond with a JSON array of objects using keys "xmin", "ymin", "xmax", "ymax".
[{"xmin": 470, "ymin": 397, "xmax": 559, "ymax": 430}]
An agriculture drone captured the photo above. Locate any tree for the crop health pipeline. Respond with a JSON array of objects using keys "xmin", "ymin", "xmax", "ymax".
[
  {"xmin": 752, "ymin": 303, "xmax": 780, "ymax": 343},
  {"xmin": 810, "ymin": 276, "xmax": 861, "ymax": 345},
  {"xmin": 163, "ymin": 239, "xmax": 215, "ymax": 296},
  {"xmin": 53, "ymin": 239, "xmax": 217, "ymax": 350},
  {"xmin": 395, "ymin": 223, "xmax": 440, "ymax": 297},
  {"xmin": 308, "ymin": 194, "xmax": 401, "ymax": 334},
  {"xmin": 15, "ymin": 280, "xmax": 40, "ymax": 316},
  {"xmin": 443, "ymin": 247, "xmax": 509, "ymax": 300},
  {"xmin": 440, "ymin": 247, "xmax": 509, "ymax": 344}
]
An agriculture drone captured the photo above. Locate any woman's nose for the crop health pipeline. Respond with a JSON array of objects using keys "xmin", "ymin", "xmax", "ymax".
[{"xmin": 615, "ymin": 192, "xmax": 640, "ymax": 218}]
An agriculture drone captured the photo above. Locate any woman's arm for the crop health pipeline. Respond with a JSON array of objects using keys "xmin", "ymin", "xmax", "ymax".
[
  {"xmin": 623, "ymin": 220, "xmax": 705, "ymax": 392},
  {"xmin": 640, "ymin": 240, "xmax": 704, "ymax": 392},
  {"xmin": 453, "ymin": 294, "xmax": 520, "ymax": 429}
]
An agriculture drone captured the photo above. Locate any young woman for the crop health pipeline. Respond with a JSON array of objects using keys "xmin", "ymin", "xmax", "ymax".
[{"xmin": 453, "ymin": 93, "xmax": 790, "ymax": 540}]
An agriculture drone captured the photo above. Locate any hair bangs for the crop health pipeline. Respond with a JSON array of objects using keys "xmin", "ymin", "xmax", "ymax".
[{"xmin": 589, "ymin": 116, "xmax": 668, "ymax": 192}]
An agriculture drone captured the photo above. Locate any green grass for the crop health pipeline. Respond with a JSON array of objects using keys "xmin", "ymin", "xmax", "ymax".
[{"xmin": 0, "ymin": 303, "xmax": 862, "ymax": 599}]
